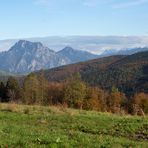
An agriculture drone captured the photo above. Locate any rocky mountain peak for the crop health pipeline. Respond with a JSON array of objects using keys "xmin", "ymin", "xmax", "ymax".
[
  {"xmin": 58, "ymin": 46, "xmax": 76, "ymax": 54},
  {"xmin": 0, "ymin": 40, "xmax": 98, "ymax": 73},
  {"xmin": 10, "ymin": 40, "xmax": 44, "ymax": 52}
]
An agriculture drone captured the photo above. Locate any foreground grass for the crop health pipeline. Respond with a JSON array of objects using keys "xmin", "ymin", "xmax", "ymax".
[{"xmin": 0, "ymin": 103, "xmax": 147, "ymax": 148}]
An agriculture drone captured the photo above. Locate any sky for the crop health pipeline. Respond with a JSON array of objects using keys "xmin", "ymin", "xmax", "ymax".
[{"xmin": 0, "ymin": 0, "xmax": 148, "ymax": 40}]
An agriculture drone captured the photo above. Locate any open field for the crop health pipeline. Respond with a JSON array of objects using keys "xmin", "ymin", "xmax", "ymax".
[{"xmin": 0, "ymin": 103, "xmax": 147, "ymax": 148}]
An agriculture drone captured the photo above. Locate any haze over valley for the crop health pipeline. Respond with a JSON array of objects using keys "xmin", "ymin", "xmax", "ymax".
[{"xmin": 1, "ymin": 36, "xmax": 148, "ymax": 54}]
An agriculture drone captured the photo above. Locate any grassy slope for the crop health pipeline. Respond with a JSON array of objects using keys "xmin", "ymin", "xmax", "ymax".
[{"xmin": 0, "ymin": 103, "xmax": 147, "ymax": 148}]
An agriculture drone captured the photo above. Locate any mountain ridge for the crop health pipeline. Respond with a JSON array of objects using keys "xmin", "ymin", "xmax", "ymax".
[
  {"xmin": 0, "ymin": 40, "xmax": 98, "ymax": 73},
  {"xmin": 36, "ymin": 51, "xmax": 148, "ymax": 95}
]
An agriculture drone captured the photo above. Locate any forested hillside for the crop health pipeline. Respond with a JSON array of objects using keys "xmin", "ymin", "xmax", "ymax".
[{"xmin": 37, "ymin": 51, "xmax": 148, "ymax": 96}]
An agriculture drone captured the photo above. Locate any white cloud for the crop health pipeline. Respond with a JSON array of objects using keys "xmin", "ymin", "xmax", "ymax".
[
  {"xmin": 112, "ymin": 0, "xmax": 148, "ymax": 8},
  {"xmin": 83, "ymin": 0, "xmax": 113, "ymax": 7},
  {"xmin": 82, "ymin": 0, "xmax": 148, "ymax": 8},
  {"xmin": 83, "ymin": 0, "xmax": 99, "ymax": 7},
  {"xmin": 34, "ymin": 0, "xmax": 52, "ymax": 7}
]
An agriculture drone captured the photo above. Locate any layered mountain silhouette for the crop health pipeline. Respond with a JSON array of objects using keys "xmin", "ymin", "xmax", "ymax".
[{"xmin": 0, "ymin": 40, "xmax": 98, "ymax": 73}]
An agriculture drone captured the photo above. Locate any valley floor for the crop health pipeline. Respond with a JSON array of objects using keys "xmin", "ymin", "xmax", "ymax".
[{"xmin": 0, "ymin": 103, "xmax": 147, "ymax": 148}]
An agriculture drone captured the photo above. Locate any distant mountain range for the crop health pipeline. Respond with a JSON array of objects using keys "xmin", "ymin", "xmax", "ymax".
[
  {"xmin": 101, "ymin": 47, "xmax": 148, "ymax": 57},
  {"xmin": 0, "ymin": 39, "xmax": 148, "ymax": 74},
  {"xmin": 0, "ymin": 40, "xmax": 98, "ymax": 73},
  {"xmin": 1, "ymin": 36, "xmax": 148, "ymax": 54}
]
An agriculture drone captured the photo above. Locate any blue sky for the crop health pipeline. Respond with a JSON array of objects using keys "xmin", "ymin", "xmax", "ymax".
[{"xmin": 0, "ymin": 0, "xmax": 148, "ymax": 39}]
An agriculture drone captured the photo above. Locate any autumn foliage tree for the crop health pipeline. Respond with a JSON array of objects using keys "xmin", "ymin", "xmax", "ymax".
[
  {"xmin": 84, "ymin": 87, "xmax": 106, "ymax": 111},
  {"xmin": 48, "ymin": 82, "xmax": 64, "ymax": 105},
  {"xmin": 23, "ymin": 73, "xmax": 49, "ymax": 105},
  {"xmin": 133, "ymin": 92, "xmax": 148, "ymax": 115},
  {"xmin": 37, "ymin": 73, "xmax": 49, "ymax": 105},
  {"xmin": 0, "ymin": 72, "xmax": 147, "ymax": 115},
  {"xmin": 106, "ymin": 87, "xmax": 125, "ymax": 113},
  {"xmin": 23, "ymin": 73, "xmax": 40, "ymax": 104},
  {"xmin": 63, "ymin": 73, "xmax": 86, "ymax": 109}
]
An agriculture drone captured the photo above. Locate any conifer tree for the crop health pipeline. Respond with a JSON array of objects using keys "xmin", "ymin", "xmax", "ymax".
[
  {"xmin": 6, "ymin": 76, "xmax": 20, "ymax": 102},
  {"xmin": 0, "ymin": 82, "xmax": 7, "ymax": 102}
]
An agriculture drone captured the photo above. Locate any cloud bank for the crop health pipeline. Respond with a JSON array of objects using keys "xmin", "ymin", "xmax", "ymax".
[{"xmin": 83, "ymin": 0, "xmax": 148, "ymax": 8}]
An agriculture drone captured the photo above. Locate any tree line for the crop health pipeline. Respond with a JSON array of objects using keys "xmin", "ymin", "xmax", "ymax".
[{"xmin": 0, "ymin": 73, "xmax": 147, "ymax": 115}]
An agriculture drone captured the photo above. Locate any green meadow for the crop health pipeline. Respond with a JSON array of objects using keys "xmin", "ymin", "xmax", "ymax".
[{"xmin": 0, "ymin": 103, "xmax": 147, "ymax": 148}]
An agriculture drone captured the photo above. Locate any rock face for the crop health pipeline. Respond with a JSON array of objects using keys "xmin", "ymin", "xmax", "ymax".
[{"xmin": 0, "ymin": 40, "xmax": 98, "ymax": 73}]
